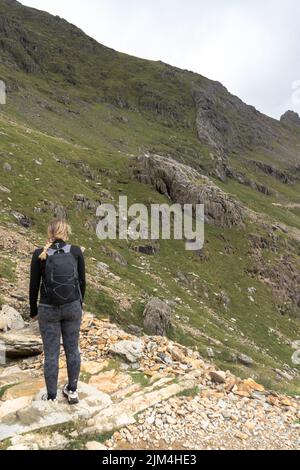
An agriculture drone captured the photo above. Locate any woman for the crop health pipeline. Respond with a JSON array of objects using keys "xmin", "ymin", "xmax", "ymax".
[{"xmin": 29, "ymin": 219, "xmax": 86, "ymax": 404}]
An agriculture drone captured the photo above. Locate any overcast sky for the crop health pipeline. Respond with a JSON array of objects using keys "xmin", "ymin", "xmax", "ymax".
[{"xmin": 21, "ymin": 0, "xmax": 300, "ymax": 120}]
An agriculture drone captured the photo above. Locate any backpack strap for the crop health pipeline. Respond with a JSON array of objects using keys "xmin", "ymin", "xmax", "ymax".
[
  {"xmin": 47, "ymin": 244, "xmax": 72, "ymax": 256},
  {"xmin": 47, "ymin": 247, "xmax": 58, "ymax": 257}
]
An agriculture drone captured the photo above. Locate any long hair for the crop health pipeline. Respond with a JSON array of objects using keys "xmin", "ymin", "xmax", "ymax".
[{"xmin": 39, "ymin": 219, "xmax": 72, "ymax": 260}]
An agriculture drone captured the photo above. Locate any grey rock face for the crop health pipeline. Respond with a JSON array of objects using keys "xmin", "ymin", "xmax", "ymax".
[
  {"xmin": 192, "ymin": 83, "xmax": 277, "ymax": 158},
  {"xmin": 132, "ymin": 153, "xmax": 245, "ymax": 228},
  {"xmin": 280, "ymin": 110, "xmax": 300, "ymax": 126},
  {"xmin": 143, "ymin": 297, "xmax": 171, "ymax": 336}
]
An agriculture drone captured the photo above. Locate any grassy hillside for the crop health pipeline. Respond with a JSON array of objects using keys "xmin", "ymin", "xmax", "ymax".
[{"xmin": 0, "ymin": 0, "xmax": 299, "ymax": 394}]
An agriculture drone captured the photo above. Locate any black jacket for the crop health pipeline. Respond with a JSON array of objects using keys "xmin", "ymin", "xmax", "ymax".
[{"xmin": 29, "ymin": 239, "xmax": 86, "ymax": 317}]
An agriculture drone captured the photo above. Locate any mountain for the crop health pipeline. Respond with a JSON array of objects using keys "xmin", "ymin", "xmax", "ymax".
[{"xmin": 0, "ymin": 0, "xmax": 299, "ymax": 397}]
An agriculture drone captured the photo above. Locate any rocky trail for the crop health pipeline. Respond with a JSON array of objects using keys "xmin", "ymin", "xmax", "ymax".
[{"xmin": 0, "ymin": 308, "xmax": 299, "ymax": 451}]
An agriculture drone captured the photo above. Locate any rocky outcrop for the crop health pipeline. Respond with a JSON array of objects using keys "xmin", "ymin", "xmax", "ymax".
[
  {"xmin": 210, "ymin": 162, "xmax": 274, "ymax": 195},
  {"xmin": 249, "ymin": 160, "xmax": 294, "ymax": 184},
  {"xmin": 132, "ymin": 153, "xmax": 245, "ymax": 227},
  {"xmin": 248, "ymin": 233, "xmax": 300, "ymax": 317},
  {"xmin": 280, "ymin": 110, "xmax": 300, "ymax": 127},
  {"xmin": 143, "ymin": 297, "xmax": 171, "ymax": 336},
  {"xmin": 34, "ymin": 200, "xmax": 67, "ymax": 219},
  {"xmin": 73, "ymin": 194, "xmax": 100, "ymax": 211},
  {"xmin": 192, "ymin": 83, "xmax": 279, "ymax": 158}
]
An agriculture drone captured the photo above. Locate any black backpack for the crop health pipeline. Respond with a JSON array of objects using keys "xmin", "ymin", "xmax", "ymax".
[{"xmin": 43, "ymin": 244, "xmax": 81, "ymax": 306}]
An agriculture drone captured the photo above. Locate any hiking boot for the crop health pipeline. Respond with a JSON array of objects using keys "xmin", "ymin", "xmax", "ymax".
[
  {"xmin": 41, "ymin": 393, "xmax": 58, "ymax": 403},
  {"xmin": 63, "ymin": 384, "xmax": 79, "ymax": 405}
]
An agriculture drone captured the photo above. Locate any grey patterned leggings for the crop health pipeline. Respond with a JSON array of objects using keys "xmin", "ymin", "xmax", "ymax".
[{"xmin": 38, "ymin": 300, "xmax": 82, "ymax": 400}]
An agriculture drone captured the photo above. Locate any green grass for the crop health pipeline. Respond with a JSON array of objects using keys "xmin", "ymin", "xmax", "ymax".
[
  {"xmin": 177, "ymin": 385, "xmax": 200, "ymax": 398},
  {"xmin": 66, "ymin": 430, "xmax": 114, "ymax": 450},
  {"xmin": 0, "ymin": 383, "xmax": 17, "ymax": 399},
  {"xmin": 128, "ymin": 371, "xmax": 150, "ymax": 387},
  {"xmin": 0, "ymin": 256, "xmax": 16, "ymax": 282}
]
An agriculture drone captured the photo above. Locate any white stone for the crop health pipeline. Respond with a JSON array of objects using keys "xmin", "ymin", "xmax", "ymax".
[
  {"xmin": 109, "ymin": 340, "xmax": 143, "ymax": 363},
  {"xmin": 0, "ymin": 305, "xmax": 25, "ymax": 332},
  {"xmin": 86, "ymin": 441, "xmax": 107, "ymax": 451}
]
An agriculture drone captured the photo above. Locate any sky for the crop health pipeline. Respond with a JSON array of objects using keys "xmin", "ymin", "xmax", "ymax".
[{"xmin": 20, "ymin": 0, "xmax": 300, "ymax": 120}]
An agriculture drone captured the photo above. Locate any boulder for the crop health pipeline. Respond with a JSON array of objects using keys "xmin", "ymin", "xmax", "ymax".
[
  {"xmin": 11, "ymin": 211, "xmax": 32, "ymax": 228},
  {"xmin": 0, "ymin": 305, "xmax": 25, "ymax": 332},
  {"xmin": 134, "ymin": 242, "xmax": 160, "ymax": 256},
  {"xmin": 237, "ymin": 354, "xmax": 254, "ymax": 367},
  {"xmin": 0, "ymin": 326, "xmax": 43, "ymax": 358},
  {"xmin": 143, "ymin": 297, "xmax": 171, "ymax": 336},
  {"xmin": 109, "ymin": 340, "xmax": 144, "ymax": 364},
  {"xmin": 209, "ymin": 370, "xmax": 226, "ymax": 384}
]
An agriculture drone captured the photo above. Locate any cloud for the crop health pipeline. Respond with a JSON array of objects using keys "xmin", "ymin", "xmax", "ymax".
[{"xmin": 21, "ymin": 0, "xmax": 300, "ymax": 119}]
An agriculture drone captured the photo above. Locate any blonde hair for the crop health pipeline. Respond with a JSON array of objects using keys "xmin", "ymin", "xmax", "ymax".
[{"xmin": 39, "ymin": 219, "xmax": 72, "ymax": 260}]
